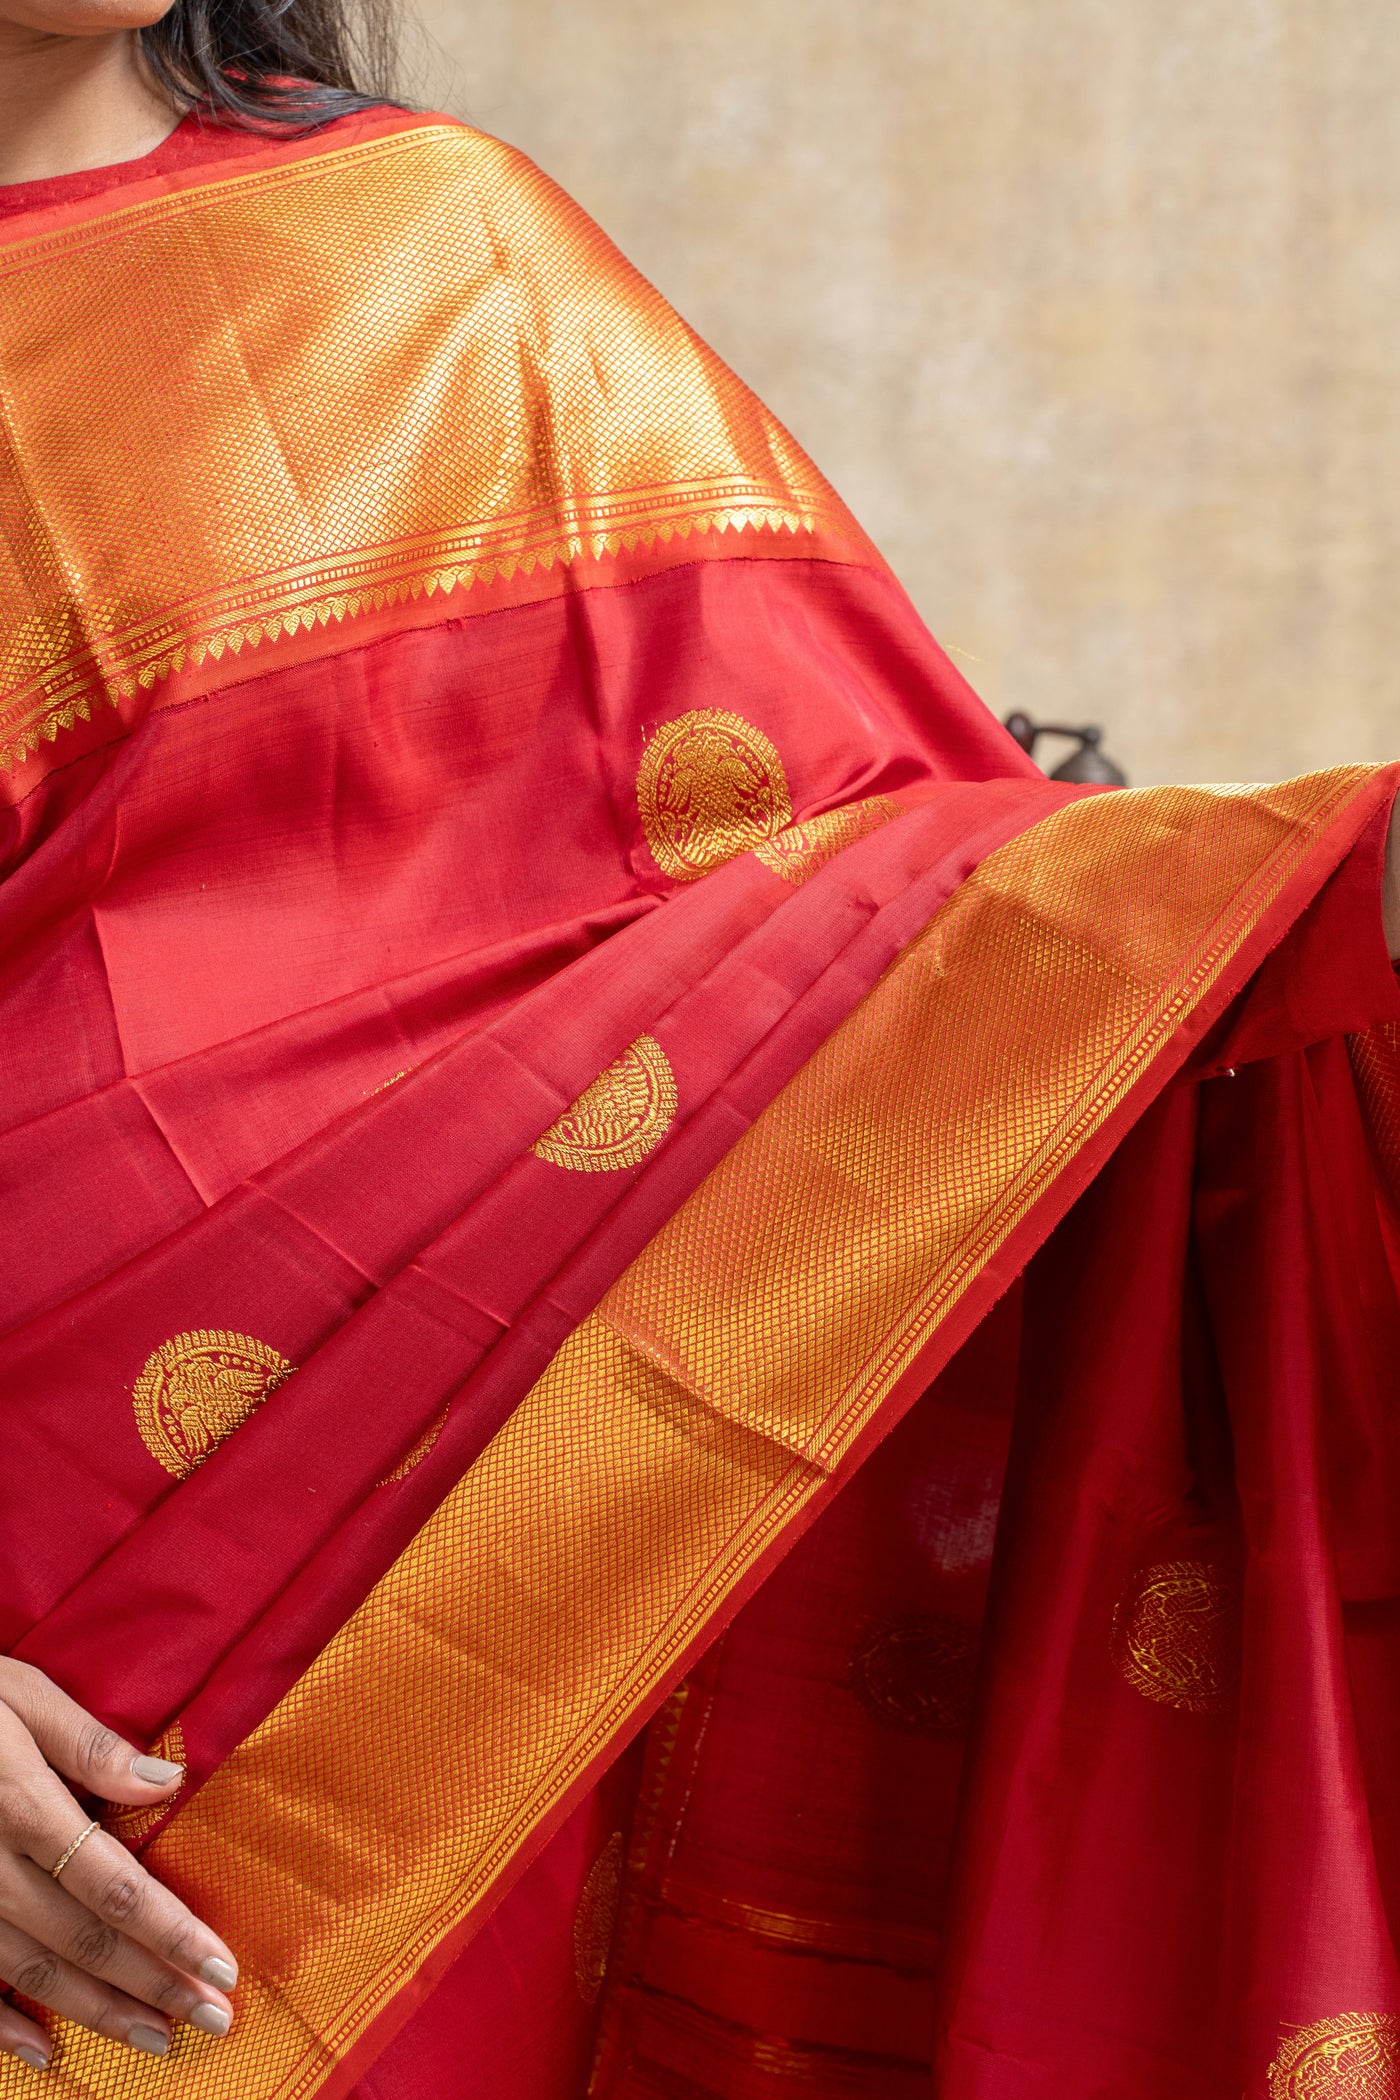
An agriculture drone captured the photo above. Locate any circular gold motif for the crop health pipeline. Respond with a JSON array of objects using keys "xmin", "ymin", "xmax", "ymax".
[
  {"xmin": 380, "ymin": 1405, "xmax": 450, "ymax": 1485},
  {"xmin": 1112, "ymin": 1559, "xmax": 1231, "ymax": 1714},
  {"xmin": 1269, "ymin": 2014, "xmax": 1400, "ymax": 2098},
  {"xmin": 754, "ymin": 795, "xmax": 901, "ymax": 886},
  {"xmin": 573, "ymin": 1830, "xmax": 624, "ymax": 2005},
  {"xmin": 849, "ymin": 1615, "xmax": 980, "ymax": 1737},
  {"xmin": 133, "ymin": 1330, "xmax": 295, "ymax": 1479},
  {"xmin": 533, "ymin": 1035, "xmax": 677, "ymax": 1173},
  {"xmin": 637, "ymin": 709, "xmax": 792, "ymax": 880},
  {"xmin": 104, "ymin": 1720, "xmax": 186, "ymax": 1849}
]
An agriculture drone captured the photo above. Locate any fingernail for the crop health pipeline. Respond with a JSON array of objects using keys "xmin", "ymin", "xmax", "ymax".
[
  {"xmin": 200, "ymin": 1957, "xmax": 237, "ymax": 1992},
  {"xmin": 132, "ymin": 1756, "xmax": 184, "ymax": 1786},
  {"xmin": 128, "ymin": 2026, "xmax": 169, "ymax": 2057},
  {"xmin": 188, "ymin": 2004, "xmax": 230, "ymax": 2037},
  {"xmin": 15, "ymin": 2048, "xmax": 48, "ymax": 2071}
]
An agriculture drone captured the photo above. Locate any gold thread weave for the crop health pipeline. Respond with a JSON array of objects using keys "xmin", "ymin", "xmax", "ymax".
[
  {"xmin": 1111, "ymin": 1560, "xmax": 1231, "ymax": 1714},
  {"xmin": 848, "ymin": 1614, "xmax": 980, "ymax": 1737},
  {"xmin": 379, "ymin": 1407, "xmax": 451, "ymax": 1486},
  {"xmin": 533, "ymin": 1036, "xmax": 678, "ymax": 1172},
  {"xmin": 0, "ymin": 127, "xmax": 864, "ymax": 777},
  {"xmin": 1349, "ymin": 1023, "xmax": 1400, "ymax": 1215},
  {"xmin": 132, "ymin": 1332, "xmax": 294, "ymax": 1479},
  {"xmin": 755, "ymin": 796, "xmax": 901, "ymax": 885},
  {"xmin": 637, "ymin": 711, "xmax": 792, "ymax": 879},
  {"xmin": 1269, "ymin": 2014, "xmax": 1400, "ymax": 2098},
  {"xmin": 12, "ymin": 769, "xmax": 1379, "ymax": 2100},
  {"xmin": 573, "ymin": 1832, "xmax": 624, "ymax": 2005}
]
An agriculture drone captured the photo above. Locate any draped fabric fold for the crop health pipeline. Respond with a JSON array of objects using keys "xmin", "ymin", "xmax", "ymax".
[{"xmin": 3, "ymin": 109, "xmax": 1400, "ymax": 2100}]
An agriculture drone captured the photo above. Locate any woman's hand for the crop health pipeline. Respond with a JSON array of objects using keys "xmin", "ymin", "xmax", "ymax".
[{"xmin": 0, "ymin": 1660, "xmax": 236, "ymax": 2072}]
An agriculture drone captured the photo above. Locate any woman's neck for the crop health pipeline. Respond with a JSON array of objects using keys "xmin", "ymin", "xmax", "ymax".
[{"xmin": 0, "ymin": 25, "xmax": 179, "ymax": 184}]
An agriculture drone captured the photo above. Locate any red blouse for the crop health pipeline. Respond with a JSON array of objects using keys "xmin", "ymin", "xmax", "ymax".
[{"xmin": 0, "ymin": 106, "xmax": 363, "ymax": 221}]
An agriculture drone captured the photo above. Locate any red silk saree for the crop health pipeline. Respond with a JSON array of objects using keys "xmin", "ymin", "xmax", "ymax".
[{"xmin": 3, "ymin": 105, "xmax": 1400, "ymax": 2100}]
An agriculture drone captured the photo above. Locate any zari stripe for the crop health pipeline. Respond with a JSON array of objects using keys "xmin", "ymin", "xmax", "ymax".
[
  {"xmin": 1348, "ymin": 1021, "xmax": 1400, "ymax": 1214},
  {"xmin": 0, "ymin": 123, "xmax": 868, "ymax": 780},
  {"xmin": 10, "ymin": 766, "xmax": 1382, "ymax": 2100}
]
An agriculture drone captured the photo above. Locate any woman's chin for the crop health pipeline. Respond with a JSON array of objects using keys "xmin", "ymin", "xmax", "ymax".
[{"xmin": 0, "ymin": 0, "xmax": 175, "ymax": 36}]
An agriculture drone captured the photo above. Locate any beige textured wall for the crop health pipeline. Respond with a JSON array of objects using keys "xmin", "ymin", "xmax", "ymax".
[{"xmin": 405, "ymin": 1, "xmax": 1400, "ymax": 786}]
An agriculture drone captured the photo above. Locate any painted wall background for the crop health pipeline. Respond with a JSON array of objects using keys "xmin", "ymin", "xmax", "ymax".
[{"xmin": 404, "ymin": 1, "xmax": 1399, "ymax": 786}]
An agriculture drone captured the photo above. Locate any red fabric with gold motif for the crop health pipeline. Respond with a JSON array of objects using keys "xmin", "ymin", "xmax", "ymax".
[{"xmin": 3, "ymin": 113, "xmax": 1400, "ymax": 2100}]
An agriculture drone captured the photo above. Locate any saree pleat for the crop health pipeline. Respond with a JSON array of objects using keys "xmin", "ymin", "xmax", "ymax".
[
  {"xmin": 4, "ymin": 780, "xmax": 1061, "ymax": 1731},
  {"xmin": 591, "ymin": 885, "xmax": 1400, "ymax": 2100},
  {"xmin": 5, "ymin": 764, "xmax": 1385, "ymax": 2100}
]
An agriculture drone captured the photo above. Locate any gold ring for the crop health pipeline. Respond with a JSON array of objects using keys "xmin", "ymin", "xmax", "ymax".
[{"xmin": 50, "ymin": 1819, "xmax": 99, "ymax": 1881}]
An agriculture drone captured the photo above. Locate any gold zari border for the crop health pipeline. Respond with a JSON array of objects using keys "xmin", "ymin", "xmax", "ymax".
[
  {"xmin": 10, "ymin": 769, "xmax": 1379, "ymax": 2100},
  {"xmin": 0, "ymin": 124, "xmax": 861, "ymax": 775},
  {"xmin": 2, "ymin": 490, "xmax": 831, "ymax": 775}
]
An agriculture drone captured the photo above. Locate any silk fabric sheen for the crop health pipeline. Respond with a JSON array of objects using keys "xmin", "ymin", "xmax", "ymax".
[{"xmin": 1, "ymin": 113, "xmax": 1399, "ymax": 2100}]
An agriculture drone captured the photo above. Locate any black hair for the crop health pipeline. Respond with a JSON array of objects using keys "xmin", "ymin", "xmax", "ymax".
[{"xmin": 138, "ymin": 0, "xmax": 401, "ymax": 132}]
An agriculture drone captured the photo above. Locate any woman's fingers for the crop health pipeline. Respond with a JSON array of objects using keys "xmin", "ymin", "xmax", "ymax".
[
  {"xmin": 0, "ymin": 1916, "xmax": 176, "ymax": 2056},
  {"xmin": 0, "ymin": 1661, "xmax": 182, "ymax": 1810},
  {"xmin": 0, "ymin": 1854, "xmax": 232, "ymax": 2037},
  {"xmin": 45, "ymin": 1820, "xmax": 236, "ymax": 1996},
  {"xmin": 0, "ymin": 1661, "xmax": 237, "ymax": 2063},
  {"xmin": 0, "ymin": 1995, "xmax": 51, "ymax": 2073},
  {"xmin": 32, "ymin": 1803, "xmax": 235, "ymax": 1997},
  {"xmin": 0, "ymin": 1705, "xmax": 237, "ymax": 2001}
]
